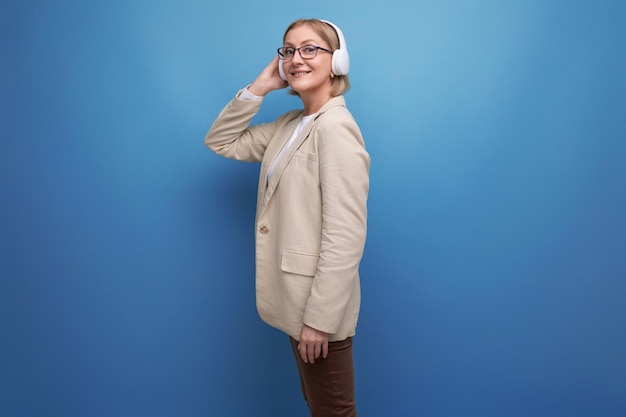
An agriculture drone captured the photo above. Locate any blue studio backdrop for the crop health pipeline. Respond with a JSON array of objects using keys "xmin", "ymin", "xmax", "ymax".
[{"xmin": 1, "ymin": 1, "xmax": 625, "ymax": 416}]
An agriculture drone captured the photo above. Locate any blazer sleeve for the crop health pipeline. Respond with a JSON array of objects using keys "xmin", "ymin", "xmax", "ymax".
[
  {"xmin": 302, "ymin": 108, "xmax": 370, "ymax": 334},
  {"xmin": 205, "ymin": 96, "xmax": 291, "ymax": 163}
]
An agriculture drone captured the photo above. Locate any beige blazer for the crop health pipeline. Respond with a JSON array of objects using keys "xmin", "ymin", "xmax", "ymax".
[{"xmin": 205, "ymin": 94, "xmax": 370, "ymax": 342}]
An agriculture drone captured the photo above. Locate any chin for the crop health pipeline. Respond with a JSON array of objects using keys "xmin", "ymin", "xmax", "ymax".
[{"xmin": 288, "ymin": 82, "xmax": 307, "ymax": 94}]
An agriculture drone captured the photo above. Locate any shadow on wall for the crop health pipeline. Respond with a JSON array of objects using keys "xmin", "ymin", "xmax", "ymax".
[{"xmin": 187, "ymin": 158, "xmax": 306, "ymax": 414}]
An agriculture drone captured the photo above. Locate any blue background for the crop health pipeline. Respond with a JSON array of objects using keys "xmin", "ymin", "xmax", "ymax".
[{"xmin": 1, "ymin": 1, "xmax": 625, "ymax": 416}]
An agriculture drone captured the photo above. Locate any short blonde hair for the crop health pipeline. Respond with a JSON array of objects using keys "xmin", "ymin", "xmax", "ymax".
[{"xmin": 283, "ymin": 19, "xmax": 351, "ymax": 97}]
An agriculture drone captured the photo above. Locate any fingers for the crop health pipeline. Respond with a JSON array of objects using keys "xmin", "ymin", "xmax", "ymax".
[
  {"xmin": 307, "ymin": 342, "xmax": 316, "ymax": 363},
  {"xmin": 298, "ymin": 325, "xmax": 330, "ymax": 364},
  {"xmin": 266, "ymin": 56, "xmax": 282, "ymax": 79},
  {"xmin": 249, "ymin": 56, "xmax": 288, "ymax": 96},
  {"xmin": 297, "ymin": 342, "xmax": 307, "ymax": 363},
  {"xmin": 298, "ymin": 341, "xmax": 323, "ymax": 363}
]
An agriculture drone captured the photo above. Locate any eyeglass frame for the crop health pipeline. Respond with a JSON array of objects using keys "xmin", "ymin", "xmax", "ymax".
[{"xmin": 277, "ymin": 45, "xmax": 333, "ymax": 61}]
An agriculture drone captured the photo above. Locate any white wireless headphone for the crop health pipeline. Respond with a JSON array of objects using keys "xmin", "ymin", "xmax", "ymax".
[{"xmin": 279, "ymin": 19, "xmax": 350, "ymax": 81}]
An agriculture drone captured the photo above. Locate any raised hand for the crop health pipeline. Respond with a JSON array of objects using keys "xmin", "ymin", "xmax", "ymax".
[{"xmin": 248, "ymin": 56, "xmax": 288, "ymax": 97}]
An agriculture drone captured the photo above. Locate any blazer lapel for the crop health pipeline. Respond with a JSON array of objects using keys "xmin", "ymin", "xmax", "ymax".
[
  {"xmin": 260, "ymin": 117, "xmax": 316, "ymax": 212},
  {"xmin": 256, "ymin": 116, "xmax": 301, "ymax": 214}
]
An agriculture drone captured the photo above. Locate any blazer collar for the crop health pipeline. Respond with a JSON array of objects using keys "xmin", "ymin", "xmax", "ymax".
[{"xmin": 314, "ymin": 95, "xmax": 346, "ymax": 119}]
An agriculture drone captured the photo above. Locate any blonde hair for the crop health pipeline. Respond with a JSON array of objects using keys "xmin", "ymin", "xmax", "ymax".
[{"xmin": 283, "ymin": 19, "xmax": 351, "ymax": 97}]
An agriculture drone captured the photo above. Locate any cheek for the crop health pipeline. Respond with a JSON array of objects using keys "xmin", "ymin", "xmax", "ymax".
[{"xmin": 318, "ymin": 57, "xmax": 333, "ymax": 73}]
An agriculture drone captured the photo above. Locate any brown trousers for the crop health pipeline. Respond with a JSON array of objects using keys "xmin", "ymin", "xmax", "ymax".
[{"xmin": 290, "ymin": 336, "xmax": 357, "ymax": 417}]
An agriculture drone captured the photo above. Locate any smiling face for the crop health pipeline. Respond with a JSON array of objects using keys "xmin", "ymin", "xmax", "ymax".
[{"xmin": 282, "ymin": 24, "xmax": 334, "ymax": 101}]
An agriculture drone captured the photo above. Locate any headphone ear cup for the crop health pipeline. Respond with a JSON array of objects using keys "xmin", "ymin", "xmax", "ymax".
[
  {"xmin": 331, "ymin": 49, "xmax": 350, "ymax": 76},
  {"xmin": 278, "ymin": 58, "xmax": 287, "ymax": 81},
  {"xmin": 320, "ymin": 20, "xmax": 350, "ymax": 76}
]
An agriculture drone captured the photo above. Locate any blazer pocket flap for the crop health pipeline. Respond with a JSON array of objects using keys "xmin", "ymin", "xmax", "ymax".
[
  {"xmin": 293, "ymin": 149, "xmax": 318, "ymax": 160},
  {"xmin": 281, "ymin": 250, "xmax": 319, "ymax": 276}
]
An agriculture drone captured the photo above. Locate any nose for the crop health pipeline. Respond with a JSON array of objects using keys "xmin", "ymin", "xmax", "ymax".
[{"xmin": 292, "ymin": 49, "xmax": 305, "ymax": 64}]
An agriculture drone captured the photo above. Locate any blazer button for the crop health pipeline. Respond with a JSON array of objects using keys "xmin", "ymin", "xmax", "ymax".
[{"xmin": 259, "ymin": 225, "xmax": 269, "ymax": 234}]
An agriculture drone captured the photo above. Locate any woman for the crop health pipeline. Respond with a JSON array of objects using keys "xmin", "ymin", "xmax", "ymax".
[{"xmin": 205, "ymin": 18, "xmax": 369, "ymax": 417}]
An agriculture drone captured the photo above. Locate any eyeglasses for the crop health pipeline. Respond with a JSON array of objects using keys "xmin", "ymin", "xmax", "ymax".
[{"xmin": 277, "ymin": 45, "xmax": 333, "ymax": 60}]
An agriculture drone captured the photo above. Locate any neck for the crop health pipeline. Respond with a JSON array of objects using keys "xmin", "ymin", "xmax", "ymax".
[{"xmin": 300, "ymin": 91, "xmax": 333, "ymax": 116}]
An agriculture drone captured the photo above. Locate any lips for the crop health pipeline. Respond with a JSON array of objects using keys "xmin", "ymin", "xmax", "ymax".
[{"xmin": 291, "ymin": 70, "xmax": 311, "ymax": 77}]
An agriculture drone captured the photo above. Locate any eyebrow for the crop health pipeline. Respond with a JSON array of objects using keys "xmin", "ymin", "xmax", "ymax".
[{"xmin": 283, "ymin": 39, "xmax": 321, "ymax": 46}]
